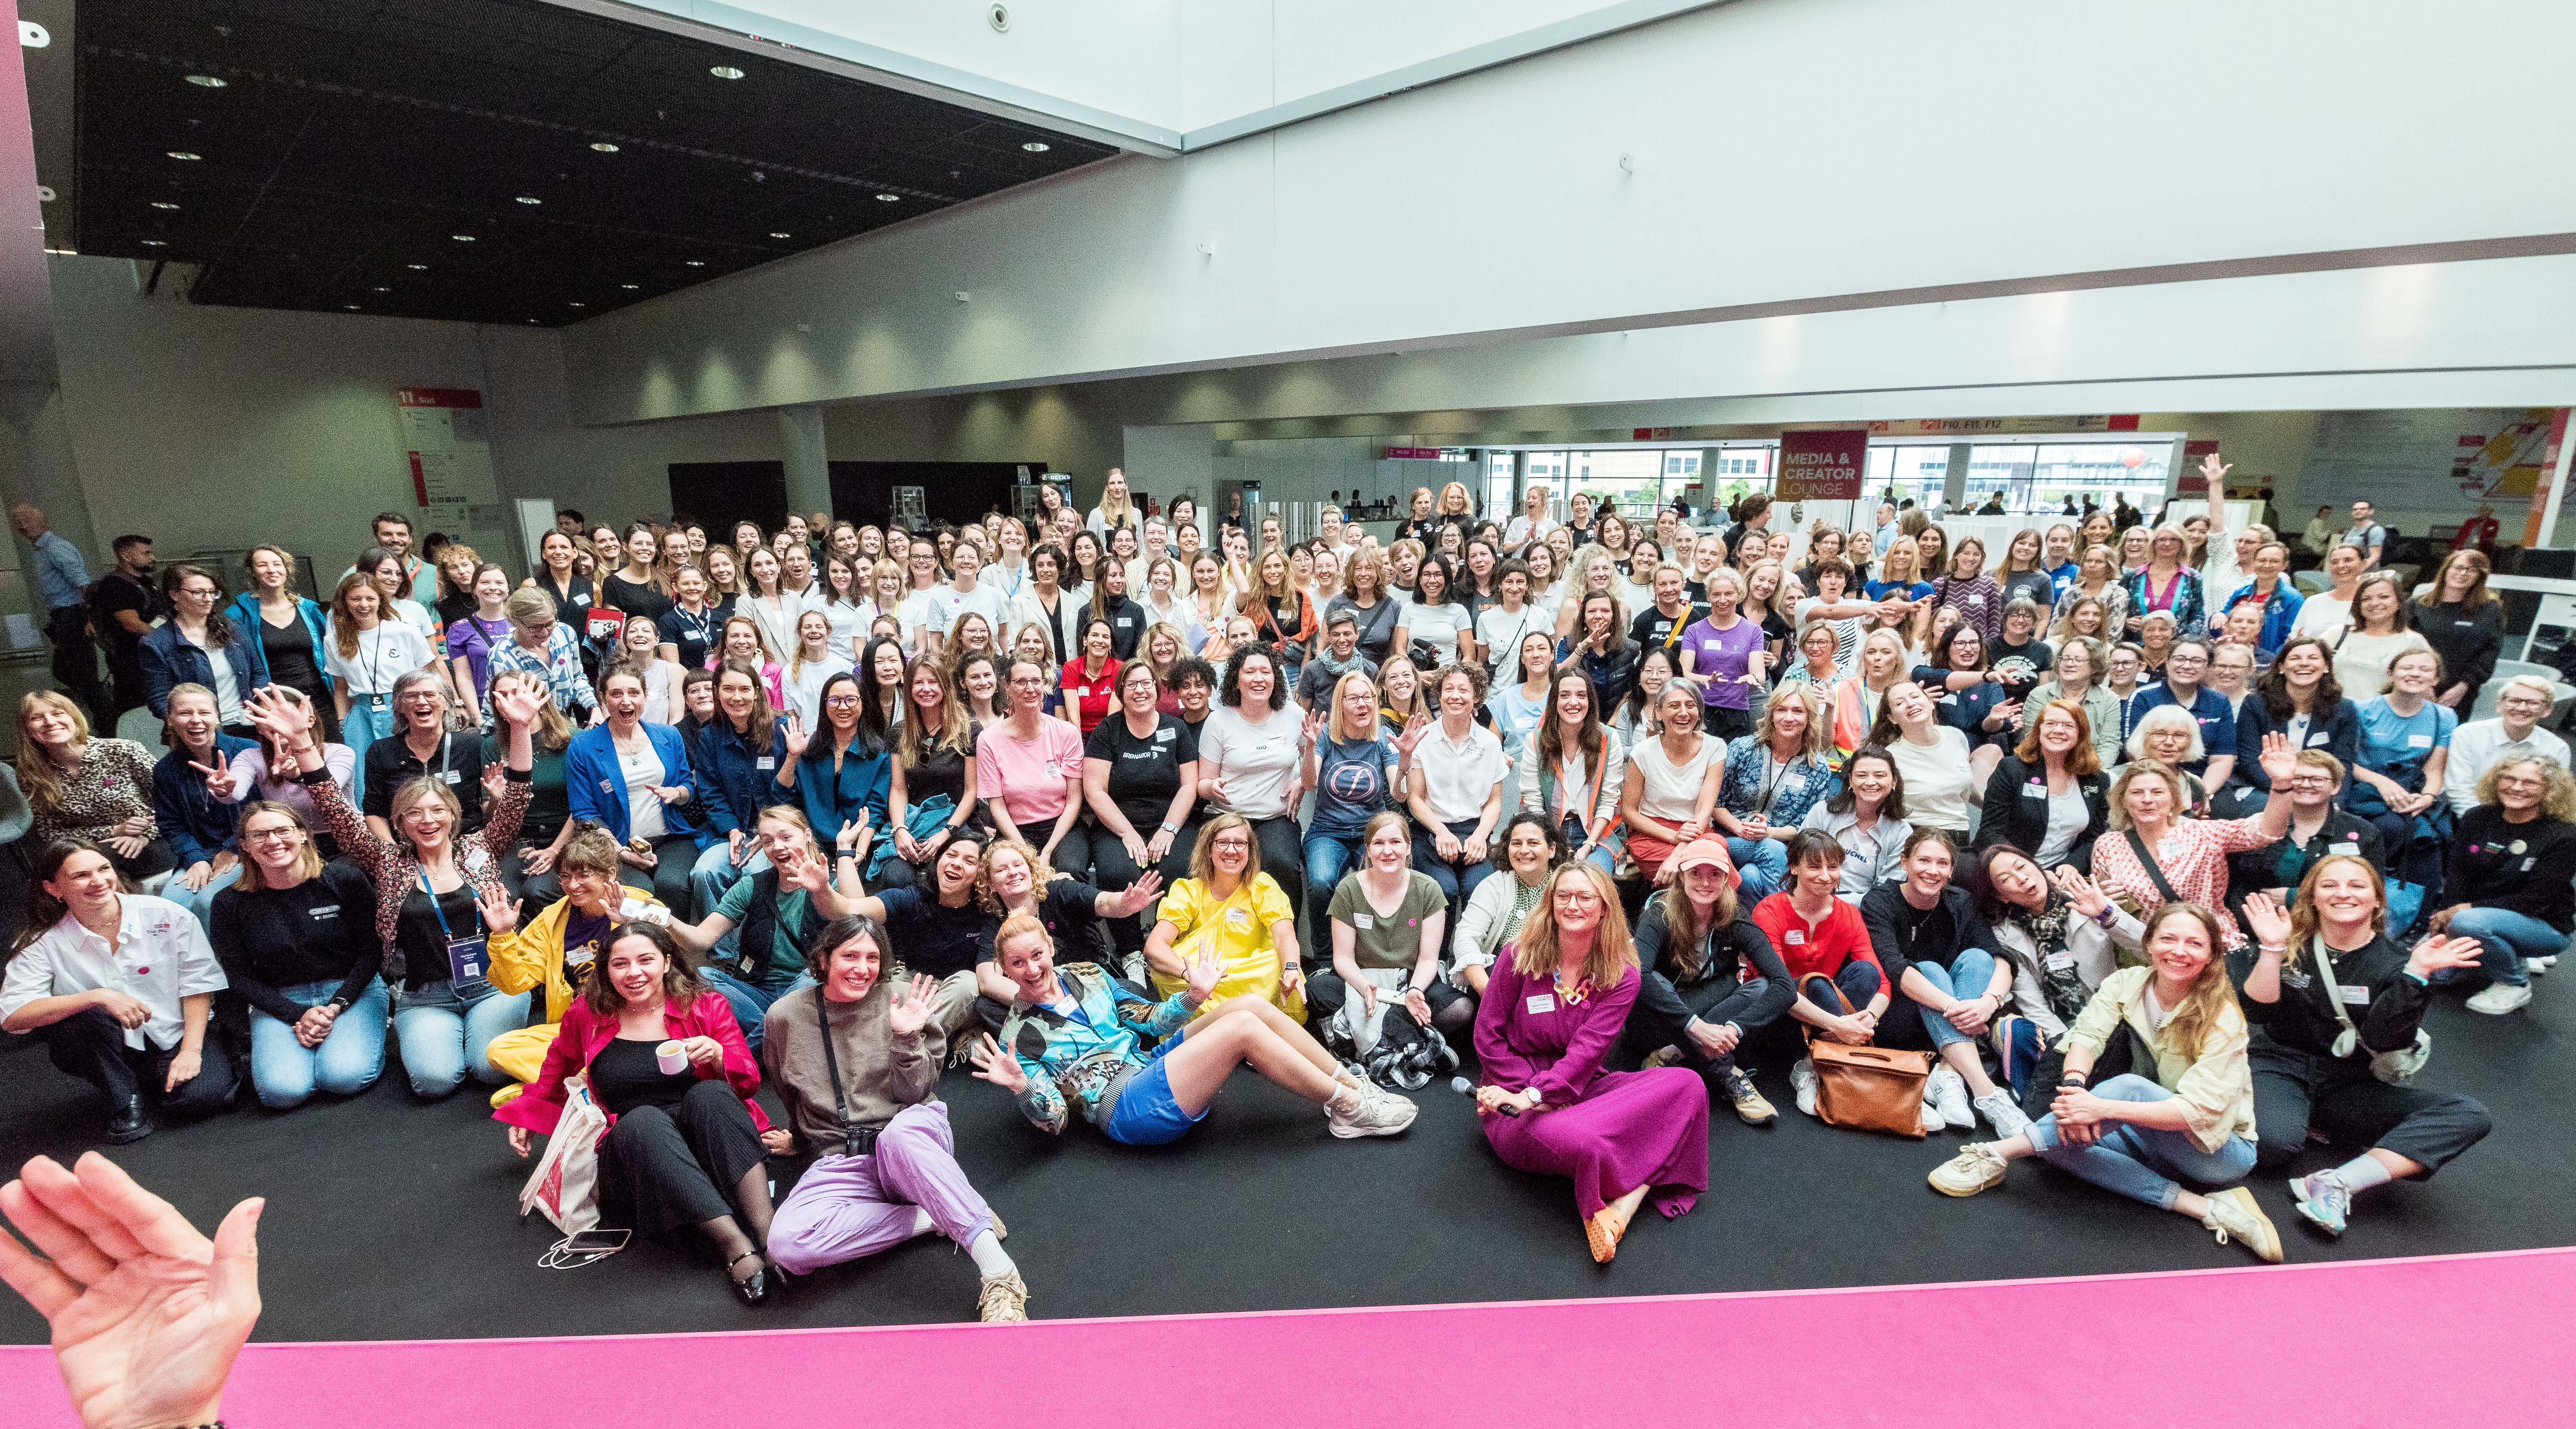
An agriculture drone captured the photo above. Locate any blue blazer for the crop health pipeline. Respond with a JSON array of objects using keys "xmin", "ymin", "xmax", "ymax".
[
  {"xmin": 691, "ymin": 717, "xmax": 794, "ymax": 837},
  {"xmin": 566, "ymin": 722, "xmax": 713, "ymax": 850},
  {"xmin": 225, "ymin": 592, "xmax": 335, "ymax": 692},
  {"xmin": 152, "ymin": 734, "xmax": 258, "ymax": 867},
  {"xmin": 793, "ymin": 740, "xmax": 893, "ymax": 846},
  {"xmin": 139, "ymin": 622, "xmax": 273, "ymax": 719}
]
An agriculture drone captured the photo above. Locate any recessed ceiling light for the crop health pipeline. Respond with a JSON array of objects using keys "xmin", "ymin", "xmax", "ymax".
[
  {"xmin": 769, "ymin": 231, "xmax": 790, "ymax": 238},
  {"xmin": 166, "ymin": 151, "xmax": 202, "ymax": 161},
  {"xmin": 452, "ymin": 234, "xmax": 475, "ymax": 241},
  {"xmin": 406, "ymin": 263, "xmax": 428, "ymax": 270},
  {"xmin": 185, "ymin": 75, "xmax": 227, "ymax": 88},
  {"xmin": 526, "ymin": 318, "xmax": 540, "ymax": 324},
  {"xmin": 140, "ymin": 240, "xmax": 165, "ymax": 247},
  {"xmin": 371, "ymin": 286, "xmax": 390, "ymax": 292},
  {"xmin": 150, "ymin": 201, "xmax": 180, "ymax": 210},
  {"xmin": 875, "ymin": 192, "xmax": 899, "ymax": 202},
  {"xmin": 344, "ymin": 305, "xmax": 360, "ymax": 311},
  {"xmin": 589, "ymin": 141, "xmax": 620, "ymax": 153},
  {"xmin": 620, "ymin": 283, "xmax": 640, "ymax": 289},
  {"xmin": 568, "ymin": 302, "xmax": 586, "ymax": 308},
  {"xmin": 1022, "ymin": 141, "xmax": 1050, "ymax": 153},
  {"xmin": 709, "ymin": 65, "xmax": 745, "ymax": 79},
  {"xmin": 684, "ymin": 260, "xmax": 705, "ymax": 267},
  {"xmin": 515, "ymin": 195, "xmax": 542, "ymax": 206}
]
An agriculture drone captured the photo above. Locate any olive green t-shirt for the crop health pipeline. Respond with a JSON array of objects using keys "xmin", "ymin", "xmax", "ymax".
[{"xmin": 1327, "ymin": 871, "xmax": 1448, "ymax": 971}]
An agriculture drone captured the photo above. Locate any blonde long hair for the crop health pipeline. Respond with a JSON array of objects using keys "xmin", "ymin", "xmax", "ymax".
[
  {"xmin": 2137, "ymin": 902, "xmax": 2241, "ymax": 1059},
  {"xmin": 1509, "ymin": 862, "xmax": 1636, "ymax": 993},
  {"xmin": 12, "ymin": 690, "xmax": 91, "ymax": 819},
  {"xmin": 2280, "ymin": 854, "xmax": 2387, "ymax": 973}
]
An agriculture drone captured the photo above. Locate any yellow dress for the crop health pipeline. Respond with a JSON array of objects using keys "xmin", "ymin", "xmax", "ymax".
[{"xmin": 1150, "ymin": 872, "xmax": 1306, "ymax": 1023}]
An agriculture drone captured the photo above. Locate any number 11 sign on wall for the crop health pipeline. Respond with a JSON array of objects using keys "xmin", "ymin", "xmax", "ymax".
[{"xmin": 1774, "ymin": 429, "xmax": 1869, "ymax": 501}]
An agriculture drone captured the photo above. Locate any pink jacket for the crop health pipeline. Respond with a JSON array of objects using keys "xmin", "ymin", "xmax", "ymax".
[{"xmin": 494, "ymin": 990, "xmax": 768, "ymax": 1140}]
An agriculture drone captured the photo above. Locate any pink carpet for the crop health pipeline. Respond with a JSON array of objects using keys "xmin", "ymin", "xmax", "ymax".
[{"xmin": 5, "ymin": 1248, "xmax": 2568, "ymax": 1426}]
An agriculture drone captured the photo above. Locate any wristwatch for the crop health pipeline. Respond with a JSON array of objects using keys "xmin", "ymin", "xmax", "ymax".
[{"xmin": 1160, "ymin": 821, "xmax": 1179, "ymax": 833}]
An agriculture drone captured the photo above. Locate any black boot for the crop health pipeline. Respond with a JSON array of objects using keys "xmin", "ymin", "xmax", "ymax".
[{"xmin": 105, "ymin": 1095, "xmax": 153, "ymax": 1145}]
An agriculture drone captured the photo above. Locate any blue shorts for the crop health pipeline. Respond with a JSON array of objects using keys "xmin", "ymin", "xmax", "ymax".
[{"xmin": 1099, "ymin": 1036, "xmax": 1205, "ymax": 1146}]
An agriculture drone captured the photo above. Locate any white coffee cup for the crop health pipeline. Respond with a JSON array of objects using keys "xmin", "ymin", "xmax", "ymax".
[{"xmin": 655, "ymin": 1040, "xmax": 687, "ymax": 1075}]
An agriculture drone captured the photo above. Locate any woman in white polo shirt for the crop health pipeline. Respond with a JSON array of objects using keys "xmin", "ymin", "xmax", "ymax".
[
  {"xmin": 1197, "ymin": 643, "xmax": 1310, "ymax": 923},
  {"xmin": 1406, "ymin": 663, "xmax": 1510, "ymax": 913}
]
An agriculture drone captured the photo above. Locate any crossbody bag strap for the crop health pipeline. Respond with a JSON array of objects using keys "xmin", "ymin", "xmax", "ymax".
[
  {"xmin": 813, "ymin": 993, "xmax": 868, "ymax": 1151},
  {"xmin": 2311, "ymin": 935, "xmax": 2363, "ymax": 1059},
  {"xmin": 2124, "ymin": 828, "xmax": 2183, "ymax": 906}
]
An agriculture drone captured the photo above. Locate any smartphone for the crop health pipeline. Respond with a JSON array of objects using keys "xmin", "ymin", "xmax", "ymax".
[{"xmin": 561, "ymin": 1229, "xmax": 629, "ymax": 1255}]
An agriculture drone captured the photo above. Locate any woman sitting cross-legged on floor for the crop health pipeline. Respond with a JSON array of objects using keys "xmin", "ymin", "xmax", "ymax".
[
  {"xmin": 1927, "ymin": 900, "xmax": 2285, "ymax": 1264},
  {"xmin": 2235, "ymin": 868, "xmax": 2493, "ymax": 1238},
  {"xmin": 1473, "ymin": 860, "xmax": 1710, "ymax": 1264},
  {"xmin": 481, "ymin": 823, "xmax": 663, "ymax": 1097},
  {"xmin": 1623, "ymin": 838, "xmax": 1790, "ymax": 1128},
  {"xmin": 758, "ymin": 914, "xmax": 1028, "ymax": 1322},
  {"xmin": 498, "ymin": 922, "xmax": 781, "ymax": 1306},
  {"xmin": 967, "ymin": 913, "xmax": 1418, "ymax": 1146},
  {"xmin": 1314, "ymin": 811, "xmax": 1468, "ymax": 1085}
]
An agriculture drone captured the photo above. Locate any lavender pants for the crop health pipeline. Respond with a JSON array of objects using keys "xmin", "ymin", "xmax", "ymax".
[{"xmin": 766, "ymin": 1102, "xmax": 995, "ymax": 1275}]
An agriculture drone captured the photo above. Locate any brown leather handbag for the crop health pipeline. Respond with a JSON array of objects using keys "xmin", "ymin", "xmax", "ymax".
[{"xmin": 1804, "ymin": 980, "xmax": 1932, "ymax": 1137}]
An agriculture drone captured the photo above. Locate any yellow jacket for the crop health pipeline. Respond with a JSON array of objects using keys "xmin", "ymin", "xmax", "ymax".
[{"xmin": 487, "ymin": 893, "xmax": 665, "ymax": 1025}]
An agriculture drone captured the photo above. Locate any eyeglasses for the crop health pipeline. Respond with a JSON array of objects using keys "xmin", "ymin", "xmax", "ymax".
[
  {"xmin": 242, "ymin": 826, "xmax": 301, "ymax": 842},
  {"xmin": 824, "ymin": 695, "xmax": 861, "ymax": 707}
]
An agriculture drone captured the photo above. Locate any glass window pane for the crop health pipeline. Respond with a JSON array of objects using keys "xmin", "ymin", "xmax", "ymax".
[
  {"xmin": 1967, "ymin": 445, "xmax": 2037, "ymax": 513},
  {"xmin": 2033, "ymin": 443, "xmax": 2171, "ymax": 518},
  {"xmin": 1884, "ymin": 446, "xmax": 1951, "ymax": 511}
]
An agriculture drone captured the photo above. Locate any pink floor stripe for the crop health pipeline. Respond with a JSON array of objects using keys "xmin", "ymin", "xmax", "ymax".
[{"xmin": 6, "ymin": 1248, "xmax": 2571, "ymax": 1427}]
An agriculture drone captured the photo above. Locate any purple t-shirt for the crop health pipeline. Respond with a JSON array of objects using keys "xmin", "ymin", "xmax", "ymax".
[{"xmin": 1677, "ymin": 615, "xmax": 1765, "ymax": 710}]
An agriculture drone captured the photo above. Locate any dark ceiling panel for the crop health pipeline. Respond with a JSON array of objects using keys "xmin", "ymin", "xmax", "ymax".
[{"xmin": 69, "ymin": 0, "xmax": 1117, "ymax": 326}]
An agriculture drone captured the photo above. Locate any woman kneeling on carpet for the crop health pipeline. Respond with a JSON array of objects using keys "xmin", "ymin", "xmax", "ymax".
[
  {"xmin": 2235, "ymin": 865, "xmax": 2492, "ymax": 1238},
  {"xmin": 968, "ymin": 913, "xmax": 1417, "ymax": 1145},
  {"xmin": 499, "ymin": 923, "xmax": 781, "ymax": 1305},
  {"xmin": 760, "ymin": 914, "xmax": 1028, "ymax": 1322},
  {"xmin": 1927, "ymin": 901, "xmax": 2283, "ymax": 1263},
  {"xmin": 1472, "ymin": 861, "xmax": 1710, "ymax": 1263}
]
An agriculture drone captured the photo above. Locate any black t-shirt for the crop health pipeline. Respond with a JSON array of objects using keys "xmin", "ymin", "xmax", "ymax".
[
  {"xmin": 903, "ymin": 740, "xmax": 969, "ymax": 811},
  {"xmin": 657, "ymin": 604, "xmax": 723, "ymax": 671},
  {"xmin": 1991, "ymin": 637, "xmax": 2054, "ymax": 697},
  {"xmin": 256, "ymin": 607, "xmax": 324, "ymax": 695},
  {"xmin": 362, "ymin": 730, "xmax": 488, "ymax": 830},
  {"xmin": 560, "ymin": 905, "xmax": 616, "ymax": 989},
  {"xmin": 436, "ymin": 591, "xmax": 477, "ymax": 627},
  {"xmin": 395, "ymin": 881, "xmax": 485, "ymax": 990},
  {"xmin": 91, "ymin": 572, "xmax": 159, "ymax": 663},
  {"xmin": 1085, "ymin": 713, "xmax": 1199, "ymax": 828},
  {"xmin": 978, "ymin": 878, "xmax": 1110, "ymax": 965},
  {"xmin": 2447, "ymin": 808, "xmax": 2576, "ymax": 930},
  {"xmin": 531, "ymin": 574, "xmax": 595, "ymax": 627},
  {"xmin": 590, "ymin": 1036, "xmax": 696, "ymax": 1116},
  {"xmin": 1629, "ymin": 602, "xmax": 1704, "ymax": 651},
  {"xmin": 206, "ymin": 860, "xmax": 380, "ymax": 1022},
  {"xmin": 875, "ymin": 886, "xmax": 987, "ymax": 979},
  {"xmin": 600, "ymin": 573, "xmax": 672, "ymax": 622}
]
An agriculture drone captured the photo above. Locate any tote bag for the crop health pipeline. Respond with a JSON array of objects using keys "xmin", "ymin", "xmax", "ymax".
[{"xmin": 518, "ymin": 1073, "xmax": 607, "ymax": 1234}]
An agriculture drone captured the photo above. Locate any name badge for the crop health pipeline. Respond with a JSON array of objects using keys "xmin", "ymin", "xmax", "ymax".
[
  {"xmin": 2306, "ymin": 734, "xmax": 2330, "ymax": 746},
  {"xmin": 307, "ymin": 904, "xmax": 340, "ymax": 921},
  {"xmin": 1117, "ymin": 617, "xmax": 1134, "ymax": 628},
  {"xmin": 446, "ymin": 935, "xmax": 491, "ymax": 987},
  {"xmin": 1225, "ymin": 908, "xmax": 1251, "ymax": 930},
  {"xmin": 2045, "ymin": 951, "xmax": 2077, "ymax": 971},
  {"xmin": 1784, "ymin": 929, "xmax": 1806, "ymax": 945},
  {"xmin": 1154, "ymin": 727, "xmax": 1175, "ymax": 743},
  {"xmin": 442, "ymin": 769, "xmax": 461, "ymax": 784},
  {"xmin": 2328, "ymin": 842, "xmax": 2360, "ymax": 856},
  {"xmin": 1354, "ymin": 912, "xmax": 1375, "ymax": 929},
  {"xmin": 2406, "ymin": 734, "xmax": 2433, "ymax": 749},
  {"xmin": 755, "ymin": 756, "xmax": 775, "ymax": 771},
  {"xmin": 1526, "ymin": 993, "xmax": 1557, "ymax": 1014},
  {"xmin": 1073, "ymin": 686, "xmax": 1088, "ymax": 700},
  {"xmin": 369, "ymin": 694, "xmax": 390, "ymax": 713},
  {"xmin": 2338, "ymin": 984, "xmax": 2371, "ymax": 1005},
  {"xmin": 2523, "ymin": 857, "xmax": 2538, "ymax": 872},
  {"xmin": 2024, "ymin": 779, "xmax": 2047, "ymax": 796},
  {"xmin": 599, "ymin": 779, "xmax": 616, "ymax": 794}
]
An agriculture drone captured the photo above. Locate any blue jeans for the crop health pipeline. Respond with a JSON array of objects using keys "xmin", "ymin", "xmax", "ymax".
[
  {"xmin": 392, "ymin": 980, "xmax": 530, "ymax": 1098},
  {"xmin": 1726, "ymin": 835, "xmax": 1787, "ymax": 901},
  {"xmin": 2445, "ymin": 906, "xmax": 2569, "ymax": 989},
  {"xmin": 1303, "ymin": 830, "xmax": 1368, "ymax": 932},
  {"xmin": 248, "ymin": 977, "xmax": 389, "ymax": 1110},
  {"xmin": 339, "ymin": 697, "xmax": 397, "ymax": 807},
  {"xmin": 703, "ymin": 966, "xmax": 817, "ymax": 1052},
  {"xmin": 689, "ymin": 843, "xmax": 768, "ymax": 948},
  {"xmin": 2027, "ymin": 1073, "xmax": 2257, "ymax": 1210},
  {"xmin": 1581, "ymin": 828, "xmax": 1624, "ymax": 874},
  {"xmin": 162, "ymin": 863, "xmax": 244, "ymax": 933},
  {"xmin": 1906, "ymin": 948, "xmax": 1998, "ymax": 1051}
]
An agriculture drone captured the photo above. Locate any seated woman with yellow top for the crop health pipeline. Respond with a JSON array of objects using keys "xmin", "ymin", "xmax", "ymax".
[
  {"xmin": 1143, "ymin": 813, "xmax": 1305, "ymax": 1022},
  {"xmin": 482, "ymin": 823, "xmax": 665, "ymax": 1098}
]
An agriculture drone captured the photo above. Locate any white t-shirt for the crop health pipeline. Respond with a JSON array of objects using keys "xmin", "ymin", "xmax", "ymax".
[
  {"xmin": 897, "ymin": 588, "xmax": 961, "ymax": 650},
  {"xmin": 820, "ymin": 600, "xmax": 872, "ymax": 658},
  {"xmin": 1198, "ymin": 704, "xmax": 1303, "ymax": 819},
  {"xmin": 1888, "ymin": 726, "xmax": 1975, "ymax": 832},
  {"xmin": 616, "ymin": 731, "xmax": 667, "ymax": 841},
  {"xmin": 1504, "ymin": 515, "xmax": 1559, "ymax": 551},
  {"xmin": 1792, "ymin": 597, "xmax": 1862, "ymax": 671},
  {"xmin": 1628, "ymin": 731, "xmax": 1723, "ymax": 823},
  {"xmin": 1401, "ymin": 600, "xmax": 1474, "ymax": 665},
  {"xmin": 943, "ymin": 582, "xmax": 1013, "ymax": 639},
  {"xmin": 1475, "ymin": 603, "xmax": 1549, "ymax": 676},
  {"xmin": 783, "ymin": 654, "xmax": 854, "ymax": 728},
  {"xmin": 323, "ymin": 620, "xmax": 438, "ymax": 696},
  {"xmin": 1416, "ymin": 719, "xmax": 1509, "ymax": 825},
  {"xmin": 2291, "ymin": 592, "xmax": 2353, "ymax": 641}
]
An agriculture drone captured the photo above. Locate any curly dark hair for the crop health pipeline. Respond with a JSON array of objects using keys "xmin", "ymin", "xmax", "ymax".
[
  {"xmin": 1491, "ymin": 810, "xmax": 1565, "ymax": 871},
  {"xmin": 2256, "ymin": 636, "xmax": 2344, "ymax": 719},
  {"xmin": 1219, "ymin": 641, "xmax": 1286, "ymax": 710},
  {"xmin": 580, "ymin": 921, "xmax": 711, "ymax": 1018}
]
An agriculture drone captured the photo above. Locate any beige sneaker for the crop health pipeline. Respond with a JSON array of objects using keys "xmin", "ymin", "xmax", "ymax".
[
  {"xmin": 1928, "ymin": 1142, "xmax": 2010, "ymax": 1197},
  {"xmin": 2201, "ymin": 1187, "xmax": 2284, "ymax": 1263},
  {"xmin": 977, "ymin": 1271, "xmax": 1030, "ymax": 1322},
  {"xmin": 1326, "ymin": 1081, "xmax": 1419, "ymax": 1138},
  {"xmin": 1641, "ymin": 1044, "xmax": 1686, "ymax": 1069},
  {"xmin": 1716, "ymin": 1067, "xmax": 1778, "ymax": 1126}
]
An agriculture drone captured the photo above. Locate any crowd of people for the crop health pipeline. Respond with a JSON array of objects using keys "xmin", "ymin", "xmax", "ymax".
[{"xmin": 0, "ymin": 461, "xmax": 2547, "ymax": 1316}]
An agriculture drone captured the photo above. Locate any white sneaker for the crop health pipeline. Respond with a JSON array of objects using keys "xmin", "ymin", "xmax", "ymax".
[
  {"xmin": 1928, "ymin": 1142, "xmax": 2009, "ymax": 1197},
  {"xmin": 1920, "ymin": 1100, "xmax": 1945, "ymax": 1136},
  {"xmin": 1789, "ymin": 1058, "xmax": 1820, "ymax": 1118},
  {"xmin": 2200, "ymin": 1187, "xmax": 2283, "ymax": 1263},
  {"xmin": 1972, "ymin": 1091, "xmax": 2032, "ymax": 1138},
  {"xmin": 1927, "ymin": 1066, "xmax": 1975, "ymax": 1130},
  {"xmin": 1326, "ymin": 1082, "xmax": 1418, "ymax": 1138},
  {"xmin": 2526, "ymin": 955, "xmax": 2557, "ymax": 976},
  {"xmin": 2466, "ymin": 982, "xmax": 2534, "ymax": 1015}
]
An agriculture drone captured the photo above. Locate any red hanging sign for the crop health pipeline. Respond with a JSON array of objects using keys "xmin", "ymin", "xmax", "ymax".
[{"xmin": 1775, "ymin": 429, "xmax": 1869, "ymax": 501}]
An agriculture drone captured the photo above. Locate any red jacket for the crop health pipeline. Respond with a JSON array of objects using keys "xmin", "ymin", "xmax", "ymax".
[{"xmin": 494, "ymin": 989, "xmax": 767, "ymax": 1140}]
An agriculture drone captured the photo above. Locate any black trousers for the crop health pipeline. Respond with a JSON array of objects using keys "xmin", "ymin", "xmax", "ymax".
[
  {"xmin": 616, "ymin": 834, "xmax": 698, "ymax": 920},
  {"xmin": 1012, "ymin": 818, "xmax": 1095, "ymax": 888},
  {"xmin": 46, "ymin": 606, "xmax": 104, "ymax": 724},
  {"xmin": 1242, "ymin": 814, "xmax": 1305, "ymax": 937},
  {"xmin": 1623, "ymin": 971, "xmax": 1780, "ymax": 1082},
  {"xmin": 1306, "ymin": 970, "xmax": 1473, "ymax": 1037},
  {"xmin": 42, "ymin": 1008, "xmax": 238, "ymax": 1118},
  {"xmin": 2250, "ymin": 1042, "xmax": 2492, "ymax": 1178},
  {"xmin": 110, "ymin": 838, "xmax": 178, "ymax": 885},
  {"xmin": 598, "ymin": 1080, "xmax": 768, "ymax": 1239},
  {"xmin": 1085, "ymin": 816, "xmax": 1198, "ymax": 954},
  {"xmin": 1700, "ymin": 703, "xmax": 1756, "ymax": 740}
]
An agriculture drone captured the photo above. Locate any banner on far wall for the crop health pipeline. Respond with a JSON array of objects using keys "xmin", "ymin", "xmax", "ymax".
[
  {"xmin": 1775, "ymin": 428, "xmax": 1869, "ymax": 501},
  {"xmin": 396, "ymin": 387, "xmax": 499, "ymax": 535}
]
